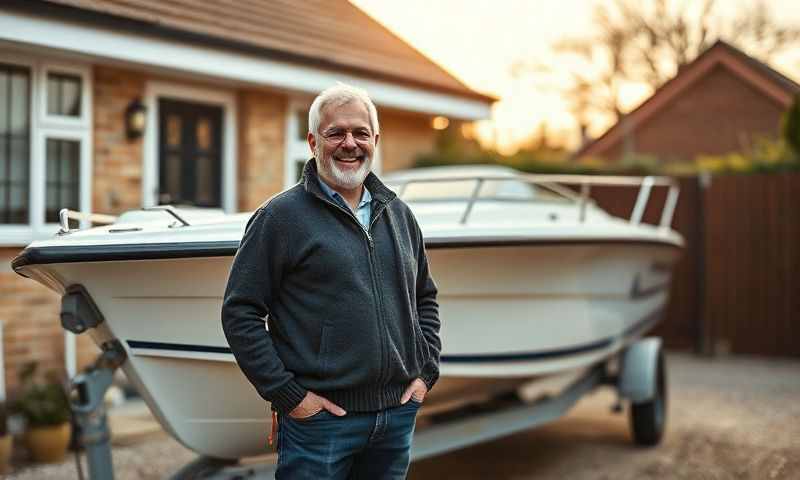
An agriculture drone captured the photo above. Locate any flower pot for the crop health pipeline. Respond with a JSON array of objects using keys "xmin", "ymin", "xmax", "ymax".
[
  {"xmin": 0, "ymin": 434, "xmax": 12, "ymax": 473},
  {"xmin": 24, "ymin": 422, "xmax": 72, "ymax": 463}
]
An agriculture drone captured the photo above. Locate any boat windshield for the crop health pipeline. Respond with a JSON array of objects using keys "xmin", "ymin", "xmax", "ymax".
[{"xmin": 393, "ymin": 178, "xmax": 574, "ymax": 203}]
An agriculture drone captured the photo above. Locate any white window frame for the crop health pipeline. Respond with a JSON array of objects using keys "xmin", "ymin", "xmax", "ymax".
[
  {"xmin": 284, "ymin": 98, "xmax": 312, "ymax": 188},
  {"xmin": 37, "ymin": 127, "xmax": 92, "ymax": 229},
  {"xmin": 143, "ymin": 81, "xmax": 237, "ymax": 213},
  {"xmin": 284, "ymin": 98, "xmax": 382, "ymax": 189},
  {"xmin": 0, "ymin": 51, "xmax": 92, "ymax": 246},
  {"xmin": 39, "ymin": 63, "xmax": 92, "ymax": 129}
]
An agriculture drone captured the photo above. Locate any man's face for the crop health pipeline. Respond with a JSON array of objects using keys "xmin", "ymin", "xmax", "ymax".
[{"xmin": 309, "ymin": 100, "xmax": 378, "ymax": 190}]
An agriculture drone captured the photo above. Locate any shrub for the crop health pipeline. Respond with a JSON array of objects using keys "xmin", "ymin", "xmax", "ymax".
[
  {"xmin": 414, "ymin": 130, "xmax": 799, "ymax": 177},
  {"xmin": 13, "ymin": 362, "xmax": 70, "ymax": 428},
  {"xmin": 783, "ymin": 94, "xmax": 800, "ymax": 157}
]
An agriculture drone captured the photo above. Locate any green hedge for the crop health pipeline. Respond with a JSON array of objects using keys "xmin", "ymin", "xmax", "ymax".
[{"xmin": 413, "ymin": 137, "xmax": 799, "ymax": 177}]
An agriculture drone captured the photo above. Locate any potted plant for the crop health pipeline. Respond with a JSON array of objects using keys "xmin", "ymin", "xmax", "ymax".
[
  {"xmin": 0, "ymin": 400, "xmax": 11, "ymax": 473},
  {"xmin": 14, "ymin": 362, "xmax": 72, "ymax": 463}
]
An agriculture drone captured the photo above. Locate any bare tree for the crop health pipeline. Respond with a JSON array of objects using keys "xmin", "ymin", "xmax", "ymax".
[{"xmin": 550, "ymin": 0, "xmax": 800, "ymax": 128}]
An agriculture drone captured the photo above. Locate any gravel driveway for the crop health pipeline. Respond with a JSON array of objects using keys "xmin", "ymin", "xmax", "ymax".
[{"xmin": 8, "ymin": 353, "xmax": 800, "ymax": 479}]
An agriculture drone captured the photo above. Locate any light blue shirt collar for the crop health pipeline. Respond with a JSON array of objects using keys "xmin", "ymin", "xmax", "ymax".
[{"xmin": 317, "ymin": 177, "xmax": 372, "ymax": 227}]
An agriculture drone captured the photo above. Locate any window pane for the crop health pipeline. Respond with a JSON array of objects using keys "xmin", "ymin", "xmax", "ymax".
[
  {"xmin": 0, "ymin": 74, "xmax": 7, "ymax": 134},
  {"xmin": 45, "ymin": 138, "xmax": 80, "ymax": 223},
  {"xmin": 47, "ymin": 75, "xmax": 59, "ymax": 116},
  {"xmin": 0, "ymin": 64, "xmax": 30, "ymax": 224},
  {"xmin": 197, "ymin": 118, "xmax": 211, "ymax": 150},
  {"xmin": 46, "ymin": 139, "xmax": 58, "ymax": 184},
  {"xmin": 166, "ymin": 154, "xmax": 181, "ymax": 203},
  {"xmin": 46, "ymin": 187, "xmax": 57, "ymax": 216},
  {"xmin": 61, "ymin": 141, "xmax": 79, "ymax": 179},
  {"xmin": 10, "ymin": 138, "xmax": 29, "ymax": 181},
  {"xmin": 167, "ymin": 115, "xmax": 181, "ymax": 147},
  {"xmin": 296, "ymin": 110, "xmax": 308, "ymax": 141},
  {"xmin": 61, "ymin": 78, "xmax": 81, "ymax": 116},
  {"xmin": 10, "ymin": 74, "xmax": 29, "ymax": 135},
  {"xmin": 47, "ymin": 72, "xmax": 82, "ymax": 117},
  {"xmin": 0, "ymin": 139, "xmax": 5, "ymax": 185},
  {"xmin": 9, "ymin": 185, "xmax": 26, "ymax": 223},
  {"xmin": 195, "ymin": 155, "xmax": 211, "ymax": 205},
  {"xmin": 61, "ymin": 181, "xmax": 79, "ymax": 209}
]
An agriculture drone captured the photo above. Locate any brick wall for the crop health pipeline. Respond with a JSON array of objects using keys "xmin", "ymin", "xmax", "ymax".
[
  {"xmin": 379, "ymin": 109, "xmax": 438, "ymax": 172},
  {"xmin": 237, "ymin": 90, "xmax": 287, "ymax": 210},
  {"xmin": 0, "ymin": 249, "xmax": 63, "ymax": 392},
  {"xmin": 602, "ymin": 65, "xmax": 787, "ymax": 162},
  {"xmin": 93, "ymin": 66, "xmax": 146, "ymax": 213}
]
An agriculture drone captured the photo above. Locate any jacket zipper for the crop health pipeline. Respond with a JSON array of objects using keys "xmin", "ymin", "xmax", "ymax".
[{"xmin": 317, "ymin": 196, "xmax": 390, "ymax": 388}]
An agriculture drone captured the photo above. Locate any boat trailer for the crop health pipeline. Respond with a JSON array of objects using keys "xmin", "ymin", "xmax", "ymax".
[{"xmin": 67, "ymin": 336, "xmax": 667, "ymax": 480}]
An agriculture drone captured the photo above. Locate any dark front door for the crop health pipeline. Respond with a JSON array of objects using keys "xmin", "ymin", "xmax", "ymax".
[{"xmin": 158, "ymin": 98, "xmax": 223, "ymax": 207}]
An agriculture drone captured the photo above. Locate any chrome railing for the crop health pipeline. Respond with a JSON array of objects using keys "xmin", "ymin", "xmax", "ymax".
[
  {"xmin": 386, "ymin": 173, "xmax": 680, "ymax": 228},
  {"xmin": 58, "ymin": 209, "xmax": 118, "ymax": 234},
  {"xmin": 57, "ymin": 205, "xmax": 193, "ymax": 234}
]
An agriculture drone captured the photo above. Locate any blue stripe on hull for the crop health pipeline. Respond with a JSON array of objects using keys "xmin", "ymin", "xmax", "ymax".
[{"xmin": 125, "ymin": 307, "xmax": 663, "ymax": 364}]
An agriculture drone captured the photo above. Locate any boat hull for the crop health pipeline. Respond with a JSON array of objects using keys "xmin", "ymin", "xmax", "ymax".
[{"xmin": 18, "ymin": 241, "xmax": 679, "ymax": 459}]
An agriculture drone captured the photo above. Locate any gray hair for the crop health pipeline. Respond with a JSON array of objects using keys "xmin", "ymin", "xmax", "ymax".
[{"xmin": 308, "ymin": 83, "xmax": 380, "ymax": 138}]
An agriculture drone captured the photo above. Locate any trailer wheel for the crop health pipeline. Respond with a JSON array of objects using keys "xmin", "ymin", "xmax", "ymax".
[
  {"xmin": 169, "ymin": 456, "xmax": 237, "ymax": 479},
  {"xmin": 629, "ymin": 348, "xmax": 667, "ymax": 446}
]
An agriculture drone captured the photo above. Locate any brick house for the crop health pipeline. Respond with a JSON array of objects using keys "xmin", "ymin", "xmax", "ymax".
[
  {"xmin": 0, "ymin": 0, "xmax": 493, "ymax": 392},
  {"xmin": 576, "ymin": 40, "xmax": 800, "ymax": 163}
]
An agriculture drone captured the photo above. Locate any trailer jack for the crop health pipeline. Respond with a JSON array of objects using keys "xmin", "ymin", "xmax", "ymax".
[{"xmin": 69, "ymin": 340, "xmax": 127, "ymax": 480}]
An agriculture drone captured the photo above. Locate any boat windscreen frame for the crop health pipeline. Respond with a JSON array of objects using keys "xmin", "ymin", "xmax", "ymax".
[{"xmin": 384, "ymin": 173, "xmax": 680, "ymax": 227}]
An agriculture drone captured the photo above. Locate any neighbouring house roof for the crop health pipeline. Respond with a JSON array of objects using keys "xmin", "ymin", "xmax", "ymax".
[
  {"xmin": 576, "ymin": 40, "xmax": 800, "ymax": 158},
  {"xmin": 22, "ymin": 0, "xmax": 493, "ymax": 103}
]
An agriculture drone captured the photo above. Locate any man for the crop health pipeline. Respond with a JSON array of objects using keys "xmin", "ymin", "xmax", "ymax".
[{"xmin": 221, "ymin": 83, "xmax": 441, "ymax": 479}]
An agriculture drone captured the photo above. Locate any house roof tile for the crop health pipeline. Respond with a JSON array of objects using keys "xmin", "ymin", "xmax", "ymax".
[{"xmin": 34, "ymin": 0, "xmax": 493, "ymax": 102}]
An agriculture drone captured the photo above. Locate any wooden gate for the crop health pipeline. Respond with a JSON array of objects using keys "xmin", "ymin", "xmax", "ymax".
[{"xmin": 591, "ymin": 172, "xmax": 800, "ymax": 357}]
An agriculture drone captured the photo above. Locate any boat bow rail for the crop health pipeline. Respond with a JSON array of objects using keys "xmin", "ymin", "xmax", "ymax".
[
  {"xmin": 57, "ymin": 205, "xmax": 199, "ymax": 235},
  {"xmin": 385, "ymin": 173, "xmax": 680, "ymax": 229}
]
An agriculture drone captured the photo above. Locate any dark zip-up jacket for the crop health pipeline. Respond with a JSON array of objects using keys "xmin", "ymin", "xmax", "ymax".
[{"xmin": 221, "ymin": 159, "xmax": 441, "ymax": 415}]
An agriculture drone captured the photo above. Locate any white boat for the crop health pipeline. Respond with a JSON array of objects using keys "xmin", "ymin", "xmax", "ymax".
[{"xmin": 11, "ymin": 165, "xmax": 683, "ymax": 460}]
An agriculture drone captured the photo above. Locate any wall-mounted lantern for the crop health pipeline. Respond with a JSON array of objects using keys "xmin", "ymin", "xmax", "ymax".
[
  {"xmin": 125, "ymin": 98, "xmax": 147, "ymax": 140},
  {"xmin": 431, "ymin": 116, "xmax": 450, "ymax": 130}
]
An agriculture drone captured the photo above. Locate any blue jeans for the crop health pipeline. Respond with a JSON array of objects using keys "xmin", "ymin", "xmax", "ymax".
[{"xmin": 276, "ymin": 398, "xmax": 422, "ymax": 479}]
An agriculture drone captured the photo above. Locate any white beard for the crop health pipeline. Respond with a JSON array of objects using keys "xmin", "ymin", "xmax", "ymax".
[{"xmin": 315, "ymin": 145, "xmax": 372, "ymax": 190}]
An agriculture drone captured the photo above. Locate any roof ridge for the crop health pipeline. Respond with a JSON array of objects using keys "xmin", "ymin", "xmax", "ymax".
[{"xmin": 711, "ymin": 39, "xmax": 800, "ymax": 92}]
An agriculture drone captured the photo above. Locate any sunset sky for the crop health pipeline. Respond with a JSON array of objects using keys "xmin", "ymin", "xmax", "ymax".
[{"xmin": 351, "ymin": 0, "xmax": 800, "ymax": 154}]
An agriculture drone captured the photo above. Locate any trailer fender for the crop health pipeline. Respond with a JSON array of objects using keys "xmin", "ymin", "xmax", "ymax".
[{"xmin": 618, "ymin": 337, "xmax": 663, "ymax": 403}]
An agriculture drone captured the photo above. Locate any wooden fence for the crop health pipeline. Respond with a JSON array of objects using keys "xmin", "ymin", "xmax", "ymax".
[{"xmin": 591, "ymin": 172, "xmax": 800, "ymax": 357}]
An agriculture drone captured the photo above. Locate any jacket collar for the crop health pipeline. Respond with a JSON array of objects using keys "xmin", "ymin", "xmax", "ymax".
[{"xmin": 301, "ymin": 158, "xmax": 396, "ymax": 205}]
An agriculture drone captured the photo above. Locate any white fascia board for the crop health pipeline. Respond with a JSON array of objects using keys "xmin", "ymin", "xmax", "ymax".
[{"xmin": 0, "ymin": 10, "xmax": 492, "ymax": 120}]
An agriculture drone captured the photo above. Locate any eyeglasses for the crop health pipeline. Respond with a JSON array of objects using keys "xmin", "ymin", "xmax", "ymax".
[{"xmin": 321, "ymin": 127, "xmax": 374, "ymax": 144}]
